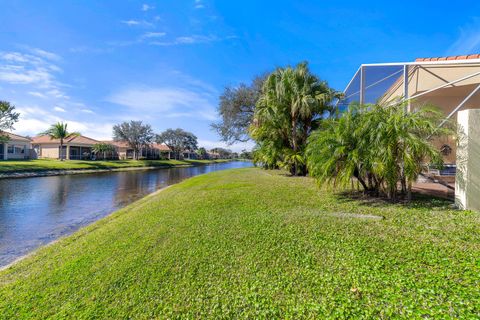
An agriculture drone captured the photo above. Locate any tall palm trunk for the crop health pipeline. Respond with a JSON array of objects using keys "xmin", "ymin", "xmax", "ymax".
[
  {"xmin": 407, "ymin": 180, "xmax": 413, "ymax": 201},
  {"xmin": 291, "ymin": 114, "xmax": 298, "ymax": 176},
  {"xmin": 401, "ymin": 175, "xmax": 407, "ymax": 195},
  {"xmin": 60, "ymin": 138, "xmax": 64, "ymax": 161},
  {"xmin": 354, "ymin": 170, "xmax": 368, "ymax": 191}
]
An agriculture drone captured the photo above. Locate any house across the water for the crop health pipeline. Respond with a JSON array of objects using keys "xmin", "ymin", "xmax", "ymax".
[
  {"xmin": 30, "ymin": 134, "xmax": 172, "ymax": 160},
  {"xmin": 102, "ymin": 141, "xmax": 172, "ymax": 160},
  {"xmin": 0, "ymin": 132, "xmax": 32, "ymax": 160},
  {"xmin": 32, "ymin": 134, "xmax": 100, "ymax": 160}
]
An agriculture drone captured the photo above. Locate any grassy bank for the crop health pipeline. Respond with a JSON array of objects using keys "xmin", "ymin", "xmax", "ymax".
[
  {"xmin": 0, "ymin": 158, "xmax": 230, "ymax": 173},
  {"xmin": 0, "ymin": 168, "xmax": 479, "ymax": 318}
]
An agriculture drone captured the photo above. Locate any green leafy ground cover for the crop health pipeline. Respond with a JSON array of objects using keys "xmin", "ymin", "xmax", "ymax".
[
  {"xmin": 0, "ymin": 168, "xmax": 478, "ymax": 318},
  {"xmin": 0, "ymin": 158, "xmax": 229, "ymax": 173}
]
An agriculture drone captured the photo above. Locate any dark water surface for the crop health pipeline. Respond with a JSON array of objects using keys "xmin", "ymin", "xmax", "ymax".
[{"xmin": 0, "ymin": 161, "xmax": 252, "ymax": 267}]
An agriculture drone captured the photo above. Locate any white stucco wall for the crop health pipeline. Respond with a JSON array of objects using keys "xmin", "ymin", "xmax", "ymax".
[
  {"xmin": 37, "ymin": 144, "xmax": 60, "ymax": 159},
  {"xmin": 1, "ymin": 143, "xmax": 6, "ymax": 160},
  {"xmin": 5, "ymin": 140, "xmax": 31, "ymax": 160},
  {"xmin": 455, "ymin": 109, "xmax": 480, "ymax": 211}
]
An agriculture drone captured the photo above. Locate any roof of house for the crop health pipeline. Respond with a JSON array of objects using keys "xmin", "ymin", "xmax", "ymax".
[
  {"xmin": 373, "ymin": 53, "xmax": 480, "ymax": 106},
  {"xmin": 0, "ymin": 131, "xmax": 31, "ymax": 142},
  {"xmin": 32, "ymin": 134, "xmax": 100, "ymax": 145},
  {"xmin": 101, "ymin": 141, "xmax": 171, "ymax": 151},
  {"xmin": 151, "ymin": 143, "xmax": 171, "ymax": 152},
  {"xmin": 415, "ymin": 54, "xmax": 480, "ymax": 62},
  {"xmin": 102, "ymin": 140, "xmax": 130, "ymax": 148}
]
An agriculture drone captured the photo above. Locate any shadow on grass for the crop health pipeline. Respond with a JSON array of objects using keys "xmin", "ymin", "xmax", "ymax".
[{"xmin": 334, "ymin": 190, "xmax": 454, "ymax": 210}]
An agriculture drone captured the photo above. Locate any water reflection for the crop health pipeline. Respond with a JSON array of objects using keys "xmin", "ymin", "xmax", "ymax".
[{"xmin": 0, "ymin": 161, "xmax": 252, "ymax": 266}]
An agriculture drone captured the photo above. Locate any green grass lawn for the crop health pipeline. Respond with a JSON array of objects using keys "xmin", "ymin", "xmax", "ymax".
[
  {"xmin": 0, "ymin": 168, "xmax": 479, "ymax": 318},
  {"xmin": 0, "ymin": 158, "xmax": 230, "ymax": 173}
]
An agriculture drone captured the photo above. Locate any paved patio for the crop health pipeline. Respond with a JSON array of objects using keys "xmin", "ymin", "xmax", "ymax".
[{"xmin": 413, "ymin": 181, "xmax": 455, "ymax": 200}]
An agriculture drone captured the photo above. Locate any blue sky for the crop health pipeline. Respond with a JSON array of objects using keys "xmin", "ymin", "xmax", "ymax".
[{"xmin": 1, "ymin": 0, "xmax": 480, "ymax": 151}]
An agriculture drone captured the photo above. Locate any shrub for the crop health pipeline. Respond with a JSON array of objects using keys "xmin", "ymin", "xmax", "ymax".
[{"xmin": 306, "ymin": 102, "xmax": 453, "ymax": 200}]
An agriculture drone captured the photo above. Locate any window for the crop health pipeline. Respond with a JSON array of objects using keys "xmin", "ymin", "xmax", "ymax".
[
  {"xmin": 7, "ymin": 145, "xmax": 26, "ymax": 154},
  {"xmin": 15, "ymin": 146, "xmax": 25, "ymax": 154}
]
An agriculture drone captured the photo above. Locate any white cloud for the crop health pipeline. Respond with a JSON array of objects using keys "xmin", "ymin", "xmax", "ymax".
[
  {"xmin": 47, "ymin": 89, "xmax": 69, "ymax": 99},
  {"xmin": 176, "ymin": 36, "xmax": 208, "ymax": 44},
  {"xmin": 107, "ymin": 86, "xmax": 206, "ymax": 110},
  {"xmin": 121, "ymin": 20, "xmax": 140, "ymax": 26},
  {"xmin": 0, "ymin": 50, "xmax": 65, "ymax": 99},
  {"xmin": 447, "ymin": 18, "xmax": 480, "ymax": 55},
  {"xmin": 141, "ymin": 4, "xmax": 154, "ymax": 11},
  {"xmin": 67, "ymin": 122, "xmax": 114, "ymax": 140},
  {"xmin": 110, "ymin": 31, "xmax": 166, "ymax": 47},
  {"xmin": 169, "ymin": 70, "xmax": 218, "ymax": 95},
  {"xmin": 16, "ymin": 118, "xmax": 51, "ymax": 135},
  {"xmin": 69, "ymin": 46, "xmax": 112, "ymax": 54},
  {"xmin": 150, "ymin": 34, "xmax": 220, "ymax": 46},
  {"xmin": 0, "ymin": 68, "xmax": 52, "ymax": 85},
  {"xmin": 121, "ymin": 20, "xmax": 154, "ymax": 27},
  {"xmin": 197, "ymin": 139, "xmax": 255, "ymax": 153},
  {"xmin": 54, "ymin": 106, "xmax": 66, "ymax": 112},
  {"xmin": 1, "ymin": 52, "xmax": 29, "ymax": 63},
  {"xmin": 141, "ymin": 32, "xmax": 166, "ymax": 39},
  {"xmin": 13, "ymin": 106, "xmax": 61, "ymax": 135},
  {"xmin": 28, "ymin": 91, "xmax": 47, "ymax": 99},
  {"xmin": 28, "ymin": 48, "xmax": 61, "ymax": 61},
  {"xmin": 197, "ymin": 109, "xmax": 218, "ymax": 121},
  {"xmin": 194, "ymin": 0, "xmax": 205, "ymax": 9},
  {"xmin": 0, "ymin": 48, "xmax": 116, "ymax": 141},
  {"xmin": 106, "ymin": 84, "xmax": 217, "ymax": 121},
  {"xmin": 13, "ymin": 105, "xmax": 114, "ymax": 140}
]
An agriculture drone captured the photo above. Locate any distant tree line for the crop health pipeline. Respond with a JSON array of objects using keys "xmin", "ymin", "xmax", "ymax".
[
  {"xmin": 112, "ymin": 122, "xmax": 200, "ymax": 160},
  {"xmin": 0, "ymin": 103, "xmax": 235, "ymax": 162},
  {"xmin": 112, "ymin": 122, "xmax": 237, "ymax": 161}
]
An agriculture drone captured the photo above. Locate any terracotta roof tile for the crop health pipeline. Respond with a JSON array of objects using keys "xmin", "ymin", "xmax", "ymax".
[
  {"xmin": 415, "ymin": 54, "xmax": 480, "ymax": 62},
  {"xmin": 151, "ymin": 143, "xmax": 171, "ymax": 151},
  {"xmin": 101, "ymin": 141, "xmax": 171, "ymax": 151},
  {"xmin": 0, "ymin": 131, "xmax": 31, "ymax": 142},
  {"xmin": 32, "ymin": 134, "xmax": 99, "ymax": 145},
  {"xmin": 101, "ymin": 140, "xmax": 130, "ymax": 148}
]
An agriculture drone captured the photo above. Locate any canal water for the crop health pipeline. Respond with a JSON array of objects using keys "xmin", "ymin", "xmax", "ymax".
[{"xmin": 0, "ymin": 161, "xmax": 252, "ymax": 267}]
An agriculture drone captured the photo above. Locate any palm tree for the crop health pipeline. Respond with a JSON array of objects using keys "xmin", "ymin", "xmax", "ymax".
[
  {"xmin": 253, "ymin": 62, "xmax": 341, "ymax": 175},
  {"xmin": 196, "ymin": 147, "xmax": 208, "ymax": 160},
  {"xmin": 363, "ymin": 102, "xmax": 452, "ymax": 200},
  {"xmin": 306, "ymin": 101, "xmax": 453, "ymax": 201},
  {"xmin": 92, "ymin": 143, "xmax": 115, "ymax": 160},
  {"xmin": 252, "ymin": 141, "xmax": 282, "ymax": 169},
  {"xmin": 306, "ymin": 103, "xmax": 374, "ymax": 191},
  {"xmin": 41, "ymin": 122, "xmax": 79, "ymax": 161}
]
